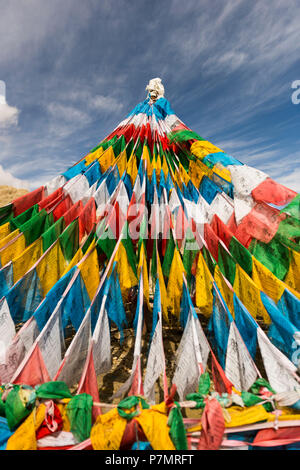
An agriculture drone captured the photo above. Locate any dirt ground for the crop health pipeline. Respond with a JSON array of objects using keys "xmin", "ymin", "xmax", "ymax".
[{"xmin": 0, "ymin": 185, "xmax": 28, "ymax": 206}]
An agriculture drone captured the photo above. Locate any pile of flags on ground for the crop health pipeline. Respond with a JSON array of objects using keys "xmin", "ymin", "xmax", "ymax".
[
  {"xmin": 0, "ymin": 79, "xmax": 299, "ymax": 450},
  {"xmin": 2, "ymin": 376, "xmax": 300, "ymax": 450}
]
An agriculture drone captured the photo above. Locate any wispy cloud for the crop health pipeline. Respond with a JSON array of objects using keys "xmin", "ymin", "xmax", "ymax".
[
  {"xmin": 275, "ymin": 168, "xmax": 300, "ymax": 193},
  {"xmin": 0, "ymin": 103, "xmax": 19, "ymax": 128},
  {"xmin": 0, "ymin": 164, "xmax": 28, "ymax": 189},
  {"xmin": 0, "ymin": 0, "xmax": 298, "ymax": 192},
  {"xmin": 91, "ymin": 95, "xmax": 123, "ymax": 113}
]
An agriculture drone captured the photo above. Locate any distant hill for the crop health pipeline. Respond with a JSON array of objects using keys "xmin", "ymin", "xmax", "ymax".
[{"xmin": 0, "ymin": 185, "xmax": 28, "ymax": 206}]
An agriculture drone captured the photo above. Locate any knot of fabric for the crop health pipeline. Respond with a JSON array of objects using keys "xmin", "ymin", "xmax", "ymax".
[
  {"xmin": 44, "ymin": 400, "xmax": 59, "ymax": 433},
  {"xmin": 167, "ymin": 401, "xmax": 188, "ymax": 450},
  {"xmin": 185, "ymin": 393, "xmax": 205, "ymax": 409},
  {"xmin": 185, "ymin": 371, "xmax": 211, "ymax": 409},
  {"xmin": 117, "ymin": 396, "xmax": 149, "ymax": 421}
]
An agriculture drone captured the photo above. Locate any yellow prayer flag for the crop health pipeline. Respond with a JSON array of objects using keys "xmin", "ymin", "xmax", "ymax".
[
  {"xmin": 138, "ymin": 244, "xmax": 150, "ymax": 309},
  {"xmin": 187, "ymin": 404, "xmax": 269, "ymax": 432},
  {"xmin": 225, "ymin": 405, "xmax": 270, "ymax": 428},
  {"xmin": 0, "ymin": 229, "xmax": 20, "ymax": 250},
  {"xmin": 85, "ymin": 146, "xmax": 105, "ymax": 166},
  {"xmin": 91, "ymin": 408, "xmax": 127, "ymax": 450},
  {"xmin": 7, "ymin": 404, "xmax": 46, "ymax": 450},
  {"xmin": 269, "ymin": 408, "xmax": 300, "ymax": 422},
  {"xmin": 84, "ymin": 153, "xmax": 96, "ymax": 167},
  {"xmin": 156, "ymin": 247, "xmax": 168, "ymax": 322},
  {"xmin": 188, "ymin": 160, "xmax": 205, "ymax": 188},
  {"xmin": 152, "ymin": 154, "xmax": 157, "ymax": 172},
  {"xmin": 155, "ymin": 154, "xmax": 162, "ymax": 177},
  {"xmin": 161, "ymin": 155, "xmax": 169, "ymax": 179},
  {"xmin": 136, "ymin": 406, "xmax": 175, "ymax": 451},
  {"xmin": 284, "ymin": 249, "xmax": 300, "ymax": 293},
  {"xmin": 126, "ymin": 152, "xmax": 138, "ymax": 185},
  {"xmin": 57, "ymin": 401, "xmax": 71, "ymax": 431},
  {"xmin": 233, "ymin": 264, "xmax": 270, "ymax": 323},
  {"xmin": 173, "ymin": 166, "xmax": 182, "ymax": 191},
  {"xmin": 213, "ymin": 165, "xmax": 231, "ymax": 182},
  {"xmin": 0, "ymin": 233, "xmax": 26, "ymax": 267},
  {"xmin": 13, "ymin": 238, "xmax": 43, "ymax": 284},
  {"xmin": 79, "ymin": 242, "xmax": 100, "ymax": 300},
  {"xmin": 95, "ymin": 146, "xmax": 105, "ymax": 161},
  {"xmin": 114, "ymin": 242, "xmax": 138, "ymax": 293},
  {"xmin": 61, "ymin": 246, "xmax": 84, "ymax": 277},
  {"xmin": 36, "ymin": 240, "xmax": 67, "ymax": 296},
  {"xmin": 195, "ymin": 252, "xmax": 213, "ymax": 317},
  {"xmin": 179, "ymin": 163, "xmax": 190, "ymax": 187},
  {"xmin": 167, "ymin": 248, "xmax": 185, "ymax": 318},
  {"xmin": 116, "ymin": 149, "xmax": 127, "ymax": 177},
  {"xmin": 252, "ymin": 258, "xmax": 285, "ymax": 304},
  {"xmin": 214, "ymin": 265, "xmax": 234, "ymax": 315},
  {"xmin": 142, "ymin": 145, "xmax": 152, "ymax": 179},
  {"xmin": 191, "ymin": 140, "xmax": 223, "ymax": 160},
  {"xmin": 0, "ymin": 222, "xmax": 11, "ymax": 241},
  {"xmin": 98, "ymin": 146, "xmax": 115, "ymax": 173}
]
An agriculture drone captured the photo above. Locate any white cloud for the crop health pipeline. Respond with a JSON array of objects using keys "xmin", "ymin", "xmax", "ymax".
[
  {"xmin": 0, "ymin": 0, "xmax": 298, "ymax": 195},
  {"xmin": 210, "ymin": 135, "xmax": 300, "ymax": 193},
  {"xmin": 0, "ymin": 1, "xmax": 96, "ymax": 65},
  {"xmin": 47, "ymin": 103, "xmax": 89, "ymax": 123},
  {"xmin": 91, "ymin": 95, "xmax": 123, "ymax": 113},
  {"xmin": 0, "ymin": 164, "xmax": 29, "ymax": 189},
  {"xmin": 275, "ymin": 169, "xmax": 300, "ymax": 193},
  {"xmin": 51, "ymin": 89, "xmax": 123, "ymax": 114},
  {"xmin": 0, "ymin": 103, "xmax": 19, "ymax": 128},
  {"xmin": 44, "ymin": 90, "xmax": 123, "ymax": 141}
]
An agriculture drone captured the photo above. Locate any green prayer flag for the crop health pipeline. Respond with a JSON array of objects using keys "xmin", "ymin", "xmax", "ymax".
[
  {"xmin": 42, "ymin": 217, "xmax": 65, "ymax": 252},
  {"xmin": 249, "ymin": 236, "xmax": 291, "ymax": 281},
  {"xmin": 162, "ymin": 233, "xmax": 175, "ymax": 279},
  {"xmin": 66, "ymin": 393, "xmax": 93, "ymax": 442},
  {"xmin": 168, "ymin": 402, "xmax": 188, "ymax": 450},
  {"xmin": 217, "ymin": 243, "xmax": 236, "ymax": 285},
  {"xmin": 9, "ymin": 204, "xmax": 39, "ymax": 231},
  {"xmin": 229, "ymin": 236, "xmax": 253, "ymax": 277},
  {"xmin": 202, "ymin": 245, "xmax": 216, "ymax": 275},
  {"xmin": 36, "ymin": 381, "xmax": 73, "ymax": 400},
  {"xmin": 59, "ymin": 219, "xmax": 79, "ymax": 263},
  {"xmin": 0, "ymin": 203, "xmax": 13, "ymax": 225},
  {"xmin": 280, "ymin": 194, "xmax": 300, "ymax": 219},
  {"xmin": 182, "ymin": 228, "xmax": 198, "ymax": 287}
]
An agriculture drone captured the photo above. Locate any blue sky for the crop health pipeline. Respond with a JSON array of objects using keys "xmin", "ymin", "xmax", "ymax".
[{"xmin": 0, "ymin": 0, "xmax": 299, "ymax": 191}]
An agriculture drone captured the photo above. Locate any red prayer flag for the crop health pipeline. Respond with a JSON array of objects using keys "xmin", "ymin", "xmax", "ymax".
[
  {"xmin": 211, "ymin": 351, "xmax": 232, "ymax": 395},
  {"xmin": 235, "ymin": 202, "xmax": 285, "ymax": 245},
  {"xmin": 13, "ymin": 186, "xmax": 45, "ymax": 217},
  {"xmin": 128, "ymin": 356, "xmax": 144, "ymax": 397},
  {"xmin": 77, "ymin": 344, "xmax": 101, "ymax": 421},
  {"xmin": 198, "ymin": 397, "xmax": 225, "ymax": 450},
  {"xmin": 252, "ymin": 178, "xmax": 297, "ymax": 206},
  {"xmin": 64, "ymin": 200, "xmax": 83, "ymax": 227},
  {"xmin": 210, "ymin": 214, "xmax": 234, "ymax": 248},
  {"xmin": 13, "ymin": 344, "xmax": 50, "ymax": 387}
]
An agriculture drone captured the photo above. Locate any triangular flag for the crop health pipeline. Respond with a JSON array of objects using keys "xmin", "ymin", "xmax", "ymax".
[
  {"xmin": 77, "ymin": 342, "xmax": 101, "ymax": 421},
  {"xmin": 144, "ymin": 279, "xmax": 166, "ymax": 403},
  {"xmin": 197, "ymin": 398, "xmax": 225, "ymax": 450},
  {"xmin": 211, "ymin": 350, "xmax": 232, "ymax": 395},
  {"xmin": 225, "ymin": 321, "xmax": 258, "ymax": 391},
  {"xmin": 113, "ymin": 271, "xmax": 144, "ymax": 399},
  {"xmin": 13, "ymin": 343, "xmax": 50, "ymax": 387}
]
